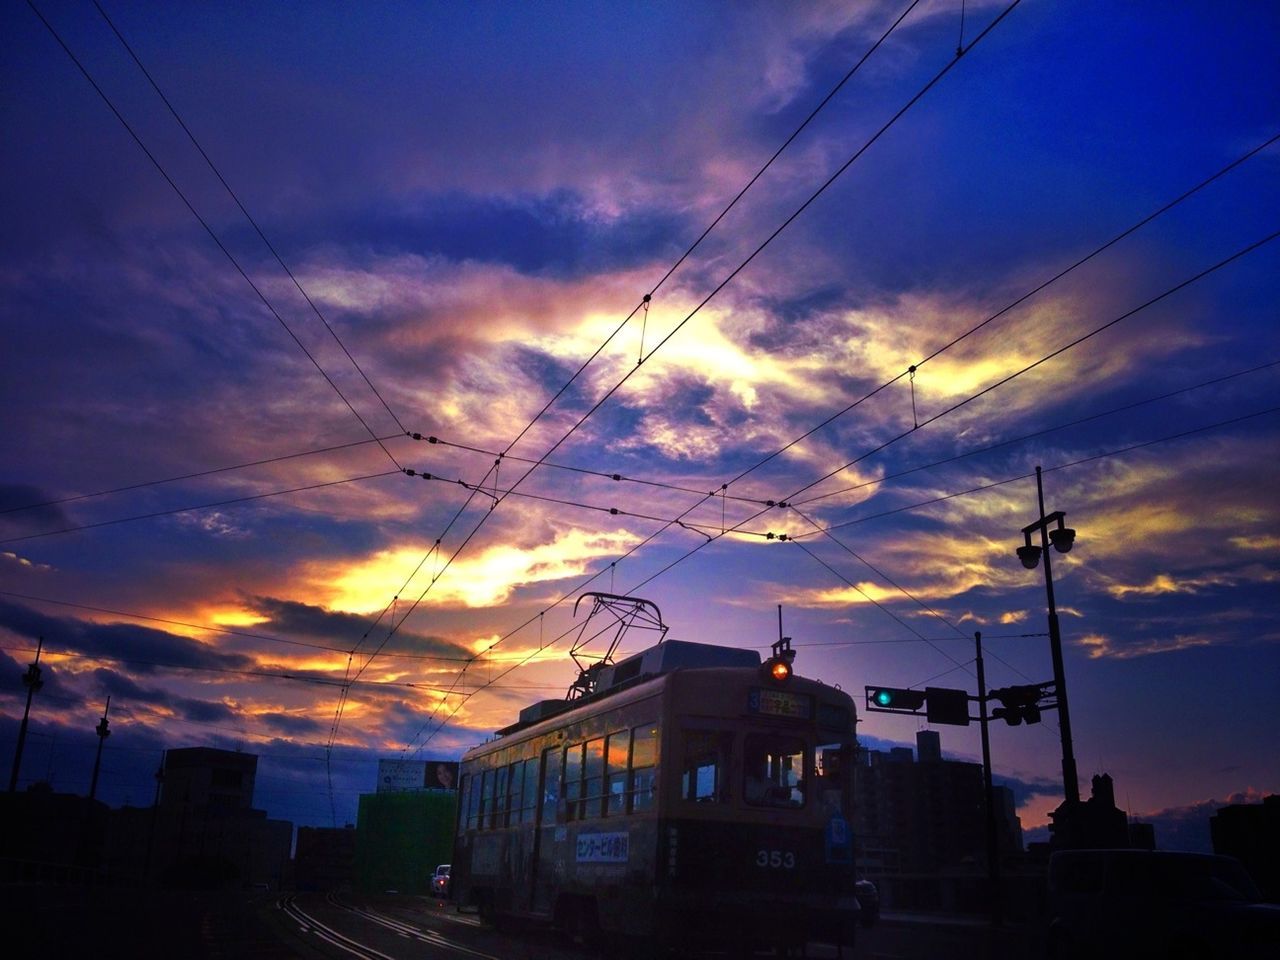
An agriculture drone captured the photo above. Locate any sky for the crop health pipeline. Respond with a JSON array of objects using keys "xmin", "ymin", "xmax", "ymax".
[{"xmin": 2, "ymin": 0, "xmax": 1277, "ymax": 848}]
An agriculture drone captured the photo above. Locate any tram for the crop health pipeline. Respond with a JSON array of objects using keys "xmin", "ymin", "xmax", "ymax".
[{"xmin": 450, "ymin": 614, "xmax": 861, "ymax": 954}]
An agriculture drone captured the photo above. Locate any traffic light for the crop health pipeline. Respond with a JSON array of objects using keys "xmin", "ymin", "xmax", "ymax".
[
  {"xmin": 866, "ymin": 687, "xmax": 926, "ymax": 711},
  {"xmin": 989, "ymin": 684, "xmax": 1045, "ymax": 725},
  {"xmin": 762, "ymin": 636, "xmax": 796, "ymax": 684},
  {"xmin": 762, "ymin": 654, "xmax": 793, "ymax": 683}
]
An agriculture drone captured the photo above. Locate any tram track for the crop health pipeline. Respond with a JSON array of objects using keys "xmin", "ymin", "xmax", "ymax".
[{"xmin": 277, "ymin": 892, "xmax": 502, "ymax": 960}]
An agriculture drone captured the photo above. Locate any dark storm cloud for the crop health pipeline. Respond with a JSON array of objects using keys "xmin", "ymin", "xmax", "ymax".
[
  {"xmin": 0, "ymin": 646, "xmax": 76, "ymax": 704},
  {"xmin": 509, "ymin": 346, "xmax": 592, "ymax": 413},
  {"xmin": 85, "ymin": 666, "xmax": 240, "ymax": 725},
  {"xmin": 89, "ymin": 667, "xmax": 170, "ymax": 706},
  {"xmin": 243, "ymin": 595, "xmax": 472, "ymax": 659},
  {"xmin": 257, "ymin": 712, "xmax": 325, "ymax": 737},
  {"xmin": 0, "ymin": 484, "xmax": 71, "ymax": 535},
  {"xmin": 993, "ymin": 773, "xmax": 1066, "ymax": 810},
  {"xmin": 177, "ymin": 697, "xmax": 239, "ymax": 725},
  {"xmin": 0, "ymin": 600, "xmax": 255, "ymax": 674}
]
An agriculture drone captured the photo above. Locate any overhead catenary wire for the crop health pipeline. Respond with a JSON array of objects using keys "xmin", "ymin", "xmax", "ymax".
[
  {"xmin": 0, "ymin": 589, "xmax": 491, "ymax": 661},
  {"xmin": 360, "ymin": 0, "xmax": 1027, "ymax": 688},
  {"xmin": 326, "ymin": 0, "xmax": 980, "ymax": 777},
  {"xmin": 9, "ymin": 352, "xmax": 1271, "ymax": 551},
  {"xmin": 401, "ymin": 62, "xmax": 1280, "ymax": 758},
  {"xmin": 762, "ymin": 226, "xmax": 1280, "ymax": 521},
  {"xmin": 0, "ymin": 469, "xmax": 403, "ymax": 545},
  {"xmin": 0, "ymin": 642, "xmax": 562, "ymax": 693},
  {"xmin": 791, "ymin": 359, "xmax": 1280, "ymax": 507},
  {"xmin": 618, "ymin": 231, "xmax": 1279, "ymax": 593},
  {"xmin": 801, "ymin": 404, "xmax": 1280, "ymax": 538},
  {"xmin": 24, "ymin": 0, "xmax": 406, "ymax": 472},
  {"xmin": 89, "ymin": 0, "xmax": 410, "ymax": 439},
  {"xmin": 12, "ymin": 120, "xmax": 1269, "ymax": 531},
  {"xmin": 18, "ymin": 0, "xmax": 1272, "ymax": 823},
  {"xmin": 0, "ymin": 435, "xmax": 401, "ymax": 517}
]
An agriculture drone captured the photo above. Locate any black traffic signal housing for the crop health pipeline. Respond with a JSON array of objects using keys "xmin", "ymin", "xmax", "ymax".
[
  {"xmin": 866, "ymin": 686, "xmax": 927, "ymax": 712},
  {"xmin": 990, "ymin": 684, "xmax": 1045, "ymax": 725}
]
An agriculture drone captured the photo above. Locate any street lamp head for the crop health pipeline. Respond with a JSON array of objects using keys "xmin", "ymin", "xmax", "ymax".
[
  {"xmin": 1050, "ymin": 525, "xmax": 1076, "ymax": 553},
  {"xmin": 1017, "ymin": 543, "xmax": 1042, "ymax": 570}
]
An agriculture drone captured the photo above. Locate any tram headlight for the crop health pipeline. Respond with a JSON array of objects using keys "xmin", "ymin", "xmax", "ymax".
[{"xmin": 763, "ymin": 656, "xmax": 793, "ymax": 684}]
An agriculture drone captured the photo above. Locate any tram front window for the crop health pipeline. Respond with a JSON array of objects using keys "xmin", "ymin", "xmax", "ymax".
[
  {"xmin": 743, "ymin": 733, "xmax": 806, "ymax": 808},
  {"xmin": 681, "ymin": 730, "xmax": 731, "ymax": 804}
]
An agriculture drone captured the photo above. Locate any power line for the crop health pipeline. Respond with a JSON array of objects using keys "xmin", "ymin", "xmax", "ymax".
[
  {"xmin": 90, "ymin": 0, "xmax": 410, "ymax": 439},
  {"xmin": 409, "ymin": 432, "xmax": 775, "ymax": 507},
  {"xmin": 0, "ymin": 589, "xmax": 482, "ymax": 661},
  {"xmin": 403, "ymin": 227, "xmax": 1278, "ymax": 755},
  {"xmin": 803, "ymin": 404, "xmax": 1280, "ymax": 538},
  {"xmin": 12, "ymin": 344, "xmax": 1268, "ymax": 549},
  {"xmin": 776, "ymin": 227, "xmax": 1280, "ymax": 513},
  {"xmin": 0, "ymin": 469, "xmax": 402, "ymax": 544},
  {"xmin": 24, "ymin": 0, "xmax": 405, "ymax": 471},
  {"xmin": 0, "ymin": 642, "xmax": 562, "ymax": 693},
  {"xmin": 325, "ymin": 1, "xmax": 975, "ymax": 786},
  {"xmin": 0, "ymin": 435, "xmax": 399, "ymax": 517},
  {"xmin": 792, "ymin": 359, "xmax": 1280, "ymax": 507},
  {"xmin": 370, "ymin": 0, "xmax": 1029, "ymax": 722}
]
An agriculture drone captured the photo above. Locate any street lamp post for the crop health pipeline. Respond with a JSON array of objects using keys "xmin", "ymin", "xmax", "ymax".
[
  {"xmin": 1018, "ymin": 466, "xmax": 1080, "ymax": 806},
  {"xmin": 8, "ymin": 636, "xmax": 45, "ymax": 793},
  {"xmin": 88, "ymin": 696, "xmax": 112, "ymax": 802}
]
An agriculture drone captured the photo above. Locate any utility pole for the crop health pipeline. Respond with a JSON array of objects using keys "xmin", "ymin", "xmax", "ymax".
[
  {"xmin": 1017, "ymin": 466, "xmax": 1080, "ymax": 805},
  {"xmin": 8, "ymin": 636, "xmax": 45, "ymax": 792},
  {"xmin": 88, "ymin": 696, "xmax": 112, "ymax": 801},
  {"xmin": 975, "ymin": 631, "xmax": 1001, "ymax": 928},
  {"xmin": 144, "ymin": 750, "xmax": 165, "ymax": 885}
]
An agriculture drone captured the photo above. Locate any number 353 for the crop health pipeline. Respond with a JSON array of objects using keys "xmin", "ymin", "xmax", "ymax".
[{"xmin": 756, "ymin": 849, "xmax": 796, "ymax": 868}]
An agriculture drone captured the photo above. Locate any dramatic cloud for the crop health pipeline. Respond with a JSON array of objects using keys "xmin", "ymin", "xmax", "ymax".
[{"xmin": 2, "ymin": 2, "xmax": 1276, "ymax": 832}]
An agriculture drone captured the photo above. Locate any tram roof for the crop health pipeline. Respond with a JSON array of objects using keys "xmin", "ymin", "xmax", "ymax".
[{"xmin": 494, "ymin": 640, "xmax": 761, "ymax": 738}]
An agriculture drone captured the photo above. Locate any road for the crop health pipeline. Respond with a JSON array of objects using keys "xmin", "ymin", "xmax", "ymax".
[
  {"xmin": 1, "ymin": 887, "xmax": 1045, "ymax": 960},
  {"xmin": 268, "ymin": 894, "xmax": 1045, "ymax": 960}
]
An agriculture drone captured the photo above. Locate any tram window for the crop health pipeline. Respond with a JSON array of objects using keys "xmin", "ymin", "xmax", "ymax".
[
  {"xmin": 459, "ymin": 773, "xmax": 476, "ymax": 835},
  {"xmin": 564, "ymin": 742, "xmax": 584, "ymax": 822},
  {"xmin": 508, "ymin": 761, "xmax": 524, "ymax": 826},
  {"xmin": 583, "ymin": 737, "xmax": 606, "ymax": 819},
  {"xmin": 630, "ymin": 722, "xmax": 658, "ymax": 813},
  {"xmin": 521, "ymin": 757, "xmax": 539, "ymax": 824},
  {"xmin": 540, "ymin": 748, "xmax": 561, "ymax": 826},
  {"xmin": 467, "ymin": 772, "xmax": 482, "ymax": 831},
  {"xmin": 817, "ymin": 744, "xmax": 852, "ymax": 818},
  {"xmin": 681, "ymin": 730, "xmax": 731, "ymax": 804},
  {"xmin": 743, "ymin": 733, "xmax": 807, "ymax": 808},
  {"xmin": 480, "ymin": 768, "xmax": 495, "ymax": 829},
  {"xmin": 491, "ymin": 764, "xmax": 509, "ymax": 829},
  {"xmin": 605, "ymin": 731, "xmax": 628, "ymax": 817}
]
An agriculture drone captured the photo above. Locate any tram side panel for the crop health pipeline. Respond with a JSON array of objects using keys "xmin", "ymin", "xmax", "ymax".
[
  {"xmin": 454, "ymin": 684, "xmax": 665, "ymax": 933},
  {"xmin": 455, "ymin": 666, "xmax": 859, "ymax": 949}
]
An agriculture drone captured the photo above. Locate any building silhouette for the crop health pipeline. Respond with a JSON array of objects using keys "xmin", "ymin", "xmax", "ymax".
[
  {"xmin": 108, "ymin": 747, "xmax": 291, "ymax": 889},
  {"xmin": 853, "ymin": 731, "xmax": 1023, "ymax": 912},
  {"xmin": 1047, "ymin": 772, "xmax": 1133, "ymax": 851},
  {"xmin": 1211, "ymin": 793, "xmax": 1279, "ymax": 902}
]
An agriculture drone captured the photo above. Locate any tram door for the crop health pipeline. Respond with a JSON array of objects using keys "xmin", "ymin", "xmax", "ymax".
[{"xmin": 530, "ymin": 745, "xmax": 562, "ymax": 914}]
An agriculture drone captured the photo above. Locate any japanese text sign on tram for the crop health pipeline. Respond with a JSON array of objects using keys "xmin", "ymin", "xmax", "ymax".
[{"xmin": 749, "ymin": 686, "xmax": 813, "ymax": 720}]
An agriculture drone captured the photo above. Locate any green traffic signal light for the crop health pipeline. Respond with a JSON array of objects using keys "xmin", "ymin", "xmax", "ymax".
[{"xmin": 866, "ymin": 686, "xmax": 927, "ymax": 711}]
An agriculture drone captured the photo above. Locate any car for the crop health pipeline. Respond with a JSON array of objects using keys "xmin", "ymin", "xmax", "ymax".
[
  {"xmin": 432, "ymin": 863, "xmax": 451, "ymax": 898},
  {"xmin": 1047, "ymin": 849, "xmax": 1280, "ymax": 959},
  {"xmin": 854, "ymin": 879, "xmax": 879, "ymax": 927}
]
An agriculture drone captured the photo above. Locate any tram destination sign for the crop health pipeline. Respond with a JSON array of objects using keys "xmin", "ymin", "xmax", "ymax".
[{"xmin": 749, "ymin": 687, "xmax": 813, "ymax": 720}]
